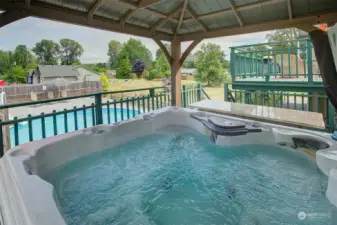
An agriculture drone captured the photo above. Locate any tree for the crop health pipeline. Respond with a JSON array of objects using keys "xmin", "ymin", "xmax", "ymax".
[
  {"xmin": 13, "ymin": 45, "xmax": 34, "ymax": 69},
  {"xmin": 59, "ymin": 39, "xmax": 84, "ymax": 65},
  {"xmin": 107, "ymin": 40, "xmax": 121, "ymax": 69},
  {"xmin": 32, "ymin": 40, "xmax": 60, "ymax": 65},
  {"xmin": 155, "ymin": 43, "xmax": 171, "ymax": 60},
  {"xmin": 132, "ymin": 60, "xmax": 146, "ymax": 78},
  {"xmin": 265, "ymin": 28, "xmax": 300, "ymax": 54},
  {"xmin": 86, "ymin": 63, "xmax": 107, "ymax": 73},
  {"xmin": 116, "ymin": 56, "xmax": 131, "ymax": 79},
  {"xmin": 4, "ymin": 66, "xmax": 27, "ymax": 83},
  {"xmin": 115, "ymin": 38, "xmax": 152, "ymax": 69},
  {"xmin": 0, "ymin": 50, "xmax": 11, "ymax": 75},
  {"xmin": 195, "ymin": 43, "xmax": 225, "ymax": 86},
  {"xmin": 100, "ymin": 73, "xmax": 110, "ymax": 92},
  {"xmin": 154, "ymin": 55, "xmax": 170, "ymax": 78}
]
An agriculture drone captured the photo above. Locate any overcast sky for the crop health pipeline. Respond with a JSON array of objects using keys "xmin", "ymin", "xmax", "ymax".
[{"xmin": 0, "ymin": 17, "xmax": 271, "ymax": 64}]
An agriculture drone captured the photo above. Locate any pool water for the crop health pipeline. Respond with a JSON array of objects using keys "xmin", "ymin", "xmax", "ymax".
[
  {"xmin": 10, "ymin": 108, "xmax": 138, "ymax": 147},
  {"xmin": 45, "ymin": 128, "xmax": 336, "ymax": 225}
]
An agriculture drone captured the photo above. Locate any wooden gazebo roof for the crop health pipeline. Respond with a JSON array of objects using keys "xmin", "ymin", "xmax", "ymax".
[{"xmin": 1, "ymin": 0, "xmax": 337, "ymax": 42}]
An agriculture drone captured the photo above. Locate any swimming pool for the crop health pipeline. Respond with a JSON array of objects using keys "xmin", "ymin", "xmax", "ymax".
[
  {"xmin": 0, "ymin": 107, "xmax": 336, "ymax": 225},
  {"xmin": 9, "ymin": 108, "xmax": 139, "ymax": 147}
]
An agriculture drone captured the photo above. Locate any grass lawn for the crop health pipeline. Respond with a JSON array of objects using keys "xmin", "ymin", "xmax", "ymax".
[{"xmin": 108, "ymin": 78, "xmax": 224, "ymax": 100}]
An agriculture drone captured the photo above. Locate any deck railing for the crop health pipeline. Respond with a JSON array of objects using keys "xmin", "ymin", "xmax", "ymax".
[
  {"xmin": 224, "ymin": 84, "xmax": 335, "ymax": 132},
  {"xmin": 230, "ymin": 38, "xmax": 320, "ymax": 84},
  {"xmin": 0, "ymin": 84, "xmax": 205, "ymax": 156}
]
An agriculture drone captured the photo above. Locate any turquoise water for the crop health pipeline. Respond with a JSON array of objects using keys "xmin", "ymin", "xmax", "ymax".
[
  {"xmin": 45, "ymin": 128, "xmax": 336, "ymax": 225},
  {"xmin": 10, "ymin": 108, "xmax": 139, "ymax": 147}
]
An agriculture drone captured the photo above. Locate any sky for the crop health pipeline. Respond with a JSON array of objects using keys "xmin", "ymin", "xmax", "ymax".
[{"xmin": 0, "ymin": 17, "xmax": 271, "ymax": 64}]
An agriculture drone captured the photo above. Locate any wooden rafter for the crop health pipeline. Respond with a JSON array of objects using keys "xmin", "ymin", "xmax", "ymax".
[
  {"xmin": 180, "ymin": 39, "xmax": 202, "ymax": 65},
  {"xmin": 179, "ymin": 11, "xmax": 337, "ymax": 41},
  {"xmin": 287, "ymin": 0, "xmax": 293, "ymax": 20},
  {"xmin": 186, "ymin": 5, "xmax": 208, "ymax": 32},
  {"xmin": 120, "ymin": 8, "xmax": 138, "ymax": 26},
  {"xmin": 0, "ymin": 10, "xmax": 30, "ymax": 28},
  {"xmin": 153, "ymin": 38, "xmax": 173, "ymax": 64},
  {"xmin": 228, "ymin": 0, "xmax": 244, "ymax": 27},
  {"xmin": 0, "ymin": 1, "xmax": 172, "ymax": 40},
  {"xmin": 88, "ymin": 0, "xmax": 104, "ymax": 20},
  {"xmin": 183, "ymin": 0, "xmax": 283, "ymax": 23},
  {"xmin": 138, "ymin": 0, "xmax": 162, "ymax": 8},
  {"xmin": 115, "ymin": 0, "xmax": 179, "ymax": 23},
  {"xmin": 151, "ymin": 5, "xmax": 182, "ymax": 32},
  {"xmin": 175, "ymin": 0, "xmax": 188, "ymax": 34}
]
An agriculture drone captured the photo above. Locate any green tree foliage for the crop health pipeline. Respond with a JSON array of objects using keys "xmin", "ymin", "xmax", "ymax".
[
  {"xmin": 100, "ymin": 73, "xmax": 110, "ymax": 92},
  {"xmin": 195, "ymin": 43, "xmax": 224, "ymax": 86},
  {"xmin": 116, "ymin": 57, "xmax": 132, "ymax": 79},
  {"xmin": 107, "ymin": 40, "xmax": 121, "ymax": 69},
  {"xmin": 153, "ymin": 55, "xmax": 170, "ymax": 78},
  {"xmin": 0, "ymin": 50, "xmax": 12, "ymax": 75},
  {"xmin": 265, "ymin": 28, "xmax": 300, "ymax": 54},
  {"xmin": 59, "ymin": 39, "xmax": 84, "ymax": 65},
  {"xmin": 4, "ymin": 66, "xmax": 27, "ymax": 83},
  {"xmin": 13, "ymin": 45, "xmax": 35, "ymax": 69},
  {"xmin": 32, "ymin": 40, "xmax": 60, "ymax": 65},
  {"xmin": 116, "ymin": 38, "xmax": 152, "ymax": 68},
  {"xmin": 86, "ymin": 63, "xmax": 107, "ymax": 73}
]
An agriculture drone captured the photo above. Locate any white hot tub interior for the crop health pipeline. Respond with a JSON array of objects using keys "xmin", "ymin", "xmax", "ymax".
[{"xmin": 0, "ymin": 107, "xmax": 336, "ymax": 225}]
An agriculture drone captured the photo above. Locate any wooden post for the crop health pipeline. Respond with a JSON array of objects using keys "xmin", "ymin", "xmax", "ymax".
[
  {"xmin": 0, "ymin": 93, "xmax": 10, "ymax": 153},
  {"xmin": 171, "ymin": 37, "xmax": 182, "ymax": 106}
]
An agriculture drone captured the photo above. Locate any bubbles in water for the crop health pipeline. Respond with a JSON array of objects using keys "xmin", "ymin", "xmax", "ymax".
[{"xmin": 45, "ymin": 128, "xmax": 335, "ymax": 225}]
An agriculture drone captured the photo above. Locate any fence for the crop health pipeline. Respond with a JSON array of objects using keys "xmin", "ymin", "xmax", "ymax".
[
  {"xmin": 3, "ymin": 81, "xmax": 102, "ymax": 103},
  {"xmin": 230, "ymin": 38, "xmax": 320, "ymax": 83},
  {"xmin": 0, "ymin": 83, "xmax": 205, "ymax": 156},
  {"xmin": 224, "ymin": 84, "xmax": 335, "ymax": 132}
]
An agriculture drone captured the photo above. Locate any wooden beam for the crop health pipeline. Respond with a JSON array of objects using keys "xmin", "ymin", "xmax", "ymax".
[
  {"xmin": 183, "ymin": 0, "xmax": 283, "ymax": 23},
  {"xmin": 151, "ymin": 5, "xmax": 182, "ymax": 32},
  {"xmin": 88, "ymin": 0, "xmax": 104, "ymax": 20},
  {"xmin": 287, "ymin": 0, "xmax": 292, "ymax": 20},
  {"xmin": 120, "ymin": 8, "xmax": 138, "ymax": 26},
  {"xmin": 0, "ymin": 10, "xmax": 30, "ymax": 28},
  {"xmin": 0, "ymin": 1, "xmax": 172, "ymax": 41},
  {"xmin": 153, "ymin": 38, "xmax": 173, "ymax": 64},
  {"xmin": 138, "ymin": 0, "xmax": 162, "ymax": 8},
  {"xmin": 186, "ymin": 5, "xmax": 208, "ymax": 31},
  {"xmin": 179, "ymin": 11, "xmax": 337, "ymax": 41},
  {"xmin": 171, "ymin": 38, "xmax": 181, "ymax": 106},
  {"xmin": 180, "ymin": 38, "xmax": 202, "ymax": 65},
  {"xmin": 296, "ymin": 23, "xmax": 320, "ymax": 33},
  {"xmin": 228, "ymin": 0, "xmax": 244, "ymax": 27},
  {"xmin": 175, "ymin": 0, "xmax": 188, "ymax": 34}
]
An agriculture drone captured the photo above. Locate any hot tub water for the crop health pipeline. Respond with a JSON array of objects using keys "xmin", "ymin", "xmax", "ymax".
[{"xmin": 45, "ymin": 127, "xmax": 336, "ymax": 225}]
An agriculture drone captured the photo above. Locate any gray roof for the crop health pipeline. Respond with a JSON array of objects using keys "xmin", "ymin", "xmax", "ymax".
[
  {"xmin": 1, "ymin": 0, "xmax": 336, "ymax": 41},
  {"xmin": 35, "ymin": 65, "xmax": 99, "ymax": 78},
  {"xmin": 38, "ymin": 65, "xmax": 79, "ymax": 78},
  {"xmin": 181, "ymin": 68, "xmax": 197, "ymax": 74}
]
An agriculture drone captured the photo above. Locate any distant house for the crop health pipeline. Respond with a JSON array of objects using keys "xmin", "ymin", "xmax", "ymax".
[
  {"xmin": 181, "ymin": 68, "xmax": 197, "ymax": 76},
  {"xmin": 181, "ymin": 68, "xmax": 197, "ymax": 80},
  {"xmin": 27, "ymin": 65, "xmax": 101, "ymax": 84}
]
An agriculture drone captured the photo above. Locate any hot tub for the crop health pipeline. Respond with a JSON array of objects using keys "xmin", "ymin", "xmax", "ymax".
[{"xmin": 0, "ymin": 107, "xmax": 336, "ymax": 225}]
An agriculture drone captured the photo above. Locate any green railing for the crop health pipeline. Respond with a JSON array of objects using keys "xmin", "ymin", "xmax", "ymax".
[
  {"xmin": 0, "ymin": 84, "xmax": 205, "ymax": 156},
  {"xmin": 224, "ymin": 84, "xmax": 335, "ymax": 132},
  {"xmin": 230, "ymin": 38, "xmax": 321, "ymax": 84}
]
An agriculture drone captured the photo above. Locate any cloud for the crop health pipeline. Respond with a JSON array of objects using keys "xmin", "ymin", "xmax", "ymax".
[{"xmin": 0, "ymin": 17, "xmax": 271, "ymax": 63}]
